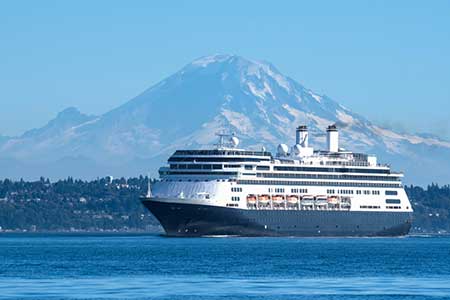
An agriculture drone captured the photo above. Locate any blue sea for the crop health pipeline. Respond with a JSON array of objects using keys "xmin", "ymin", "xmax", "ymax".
[{"xmin": 0, "ymin": 234, "xmax": 449, "ymax": 299}]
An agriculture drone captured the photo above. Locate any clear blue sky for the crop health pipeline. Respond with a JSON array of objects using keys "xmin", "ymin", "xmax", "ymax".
[{"xmin": 1, "ymin": 0, "xmax": 449, "ymax": 138}]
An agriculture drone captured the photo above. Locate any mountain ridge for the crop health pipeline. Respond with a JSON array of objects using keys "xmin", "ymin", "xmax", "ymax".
[{"xmin": 1, "ymin": 54, "xmax": 449, "ymax": 185}]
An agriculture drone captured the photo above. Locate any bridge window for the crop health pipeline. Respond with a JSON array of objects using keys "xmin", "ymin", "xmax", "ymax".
[
  {"xmin": 385, "ymin": 190, "xmax": 398, "ymax": 195},
  {"xmin": 386, "ymin": 199, "xmax": 401, "ymax": 204}
]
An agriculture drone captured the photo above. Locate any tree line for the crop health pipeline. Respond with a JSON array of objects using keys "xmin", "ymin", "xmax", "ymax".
[{"xmin": 0, "ymin": 177, "xmax": 449, "ymax": 234}]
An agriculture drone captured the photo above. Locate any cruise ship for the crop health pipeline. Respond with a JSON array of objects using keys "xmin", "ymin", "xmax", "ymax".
[{"xmin": 141, "ymin": 125, "xmax": 413, "ymax": 237}]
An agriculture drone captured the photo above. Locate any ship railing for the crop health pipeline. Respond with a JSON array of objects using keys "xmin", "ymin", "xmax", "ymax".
[
  {"xmin": 247, "ymin": 194, "xmax": 352, "ymax": 211},
  {"xmin": 273, "ymin": 159, "xmax": 392, "ymax": 168}
]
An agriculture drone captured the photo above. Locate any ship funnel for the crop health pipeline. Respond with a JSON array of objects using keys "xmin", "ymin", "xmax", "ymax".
[
  {"xmin": 296, "ymin": 125, "xmax": 308, "ymax": 148},
  {"xmin": 327, "ymin": 124, "xmax": 339, "ymax": 152}
]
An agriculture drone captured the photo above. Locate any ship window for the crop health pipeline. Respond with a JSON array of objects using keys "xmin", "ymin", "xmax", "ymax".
[
  {"xmin": 386, "ymin": 199, "xmax": 401, "ymax": 204},
  {"xmin": 234, "ymin": 180, "xmax": 401, "ymax": 189},
  {"xmin": 360, "ymin": 205, "xmax": 381, "ymax": 209},
  {"xmin": 224, "ymin": 164, "xmax": 241, "ymax": 168},
  {"xmin": 386, "ymin": 205, "xmax": 401, "ymax": 209},
  {"xmin": 385, "ymin": 190, "xmax": 398, "ymax": 195},
  {"xmin": 169, "ymin": 157, "xmax": 269, "ymax": 163},
  {"xmin": 256, "ymin": 166, "xmax": 270, "ymax": 171},
  {"xmin": 255, "ymin": 172, "xmax": 400, "ymax": 182},
  {"xmin": 244, "ymin": 165, "xmax": 253, "ymax": 170}
]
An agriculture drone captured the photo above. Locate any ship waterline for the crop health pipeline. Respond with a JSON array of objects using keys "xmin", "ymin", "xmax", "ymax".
[
  {"xmin": 142, "ymin": 198, "xmax": 412, "ymax": 237},
  {"xmin": 141, "ymin": 125, "xmax": 414, "ymax": 237}
]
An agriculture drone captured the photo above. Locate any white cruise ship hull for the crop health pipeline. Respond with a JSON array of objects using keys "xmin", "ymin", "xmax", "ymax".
[{"xmin": 142, "ymin": 198, "xmax": 413, "ymax": 237}]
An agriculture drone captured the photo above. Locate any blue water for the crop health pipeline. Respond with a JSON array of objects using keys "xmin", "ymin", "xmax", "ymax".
[{"xmin": 1, "ymin": 234, "xmax": 450, "ymax": 299}]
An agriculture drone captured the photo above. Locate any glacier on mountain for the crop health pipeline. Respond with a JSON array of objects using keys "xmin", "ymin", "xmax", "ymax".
[{"xmin": 0, "ymin": 54, "xmax": 449, "ymax": 185}]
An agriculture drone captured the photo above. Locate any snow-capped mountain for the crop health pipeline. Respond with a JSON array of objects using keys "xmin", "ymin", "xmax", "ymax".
[{"xmin": 1, "ymin": 54, "xmax": 449, "ymax": 184}]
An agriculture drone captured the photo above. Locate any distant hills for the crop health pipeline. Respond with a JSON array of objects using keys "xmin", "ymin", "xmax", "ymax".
[{"xmin": 1, "ymin": 54, "xmax": 450, "ymax": 185}]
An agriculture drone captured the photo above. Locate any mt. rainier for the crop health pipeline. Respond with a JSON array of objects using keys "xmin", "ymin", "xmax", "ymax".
[{"xmin": 1, "ymin": 54, "xmax": 449, "ymax": 184}]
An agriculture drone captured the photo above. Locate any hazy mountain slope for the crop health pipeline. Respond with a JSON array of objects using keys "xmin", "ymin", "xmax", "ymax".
[
  {"xmin": 1, "ymin": 54, "xmax": 449, "ymax": 184},
  {"xmin": 0, "ymin": 107, "xmax": 98, "ymax": 162}
]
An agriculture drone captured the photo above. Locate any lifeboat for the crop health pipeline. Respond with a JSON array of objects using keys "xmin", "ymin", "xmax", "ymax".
[
  {"xmin": 340, "ymin": 196, "xmax": 351, "ymax": 208},
  {"xmin": 257, "ymin": 194, "xmax": 270, "ymax": 205},
  {"xmin": 327, "ymin": 196, "xmax": 339, "ymax": 205},
  {"xmin": 341, "ymin": 202, "xmax": 351, "ymax": 209},
  {"xmin": 301, "ymin": 195, "xmax": 314, "ymax": 206},
  {"xmin": 315, "ymin": 195, "xmax": 328, "ymax": 206},
  {"xmin": 340, "ymin": 196, "xmax": 351, "ymax": 203},
  {"xmin": 246, "ymin": 194, "xmax": 257, "ymax": 205},
  {"xmin": 287, "ymin": 195, "xmax": 299, "ymax": 204},
  {"xmin": 272, "ymin": 195, "xmax": 285, "ymax": 204}
]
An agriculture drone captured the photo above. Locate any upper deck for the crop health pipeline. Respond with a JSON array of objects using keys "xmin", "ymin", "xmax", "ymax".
[
  {"xmin": 158, "ymin": 125, "xmax": 404, "ymax": 187},
  {"xmin": 172, "ymin": 150, "xmax": 272, "ymax": 157}
]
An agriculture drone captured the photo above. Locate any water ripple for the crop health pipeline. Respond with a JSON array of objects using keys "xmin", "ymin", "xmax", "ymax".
[
  {"xmin": 1, "ymin": 276, "xmax": 450, "ymax": 299},
  {"xmin": 1, "ymin": 234, "xmax": 450, "ymax": 299}
]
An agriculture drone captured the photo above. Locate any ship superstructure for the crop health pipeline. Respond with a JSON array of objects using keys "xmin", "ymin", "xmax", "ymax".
[{"xmin": 142, "ymin": 125, "xmax": 413, "ymax": 237}]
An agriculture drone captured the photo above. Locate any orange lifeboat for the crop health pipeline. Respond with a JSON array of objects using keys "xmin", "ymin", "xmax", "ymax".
[
  {"xmin": 272, "ymin": 195, "xmax": 285, "ymax": 204},
  {"xmin": 287, "ymin": 195, "xmax": 299, "ymax": 204},
  {"xmin": 246, "ymin": 194, "xmax": 257, "ymax": 205},
  {"xmin": 257, "ymin": 194, "xmax": 270, "ymax": 205},
  {"xmin": 327, "ymin": 196, "xmax": 339, "ymax": 205}
]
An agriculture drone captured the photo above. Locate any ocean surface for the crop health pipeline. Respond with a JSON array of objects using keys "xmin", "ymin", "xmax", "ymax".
[{"xmin": 0, "ymin": 234, "xmax": 449, "ymax": 300}]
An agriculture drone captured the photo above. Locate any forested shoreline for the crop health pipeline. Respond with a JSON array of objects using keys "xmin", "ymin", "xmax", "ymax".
[{"xmin": 0, "ymin": 177, "xmax": 449, "ymax": 234}]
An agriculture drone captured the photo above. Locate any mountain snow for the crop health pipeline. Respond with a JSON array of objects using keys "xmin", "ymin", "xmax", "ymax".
[{"xmin": 0, "ymin": 54, "xmax": 449, "ymax": 184}]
